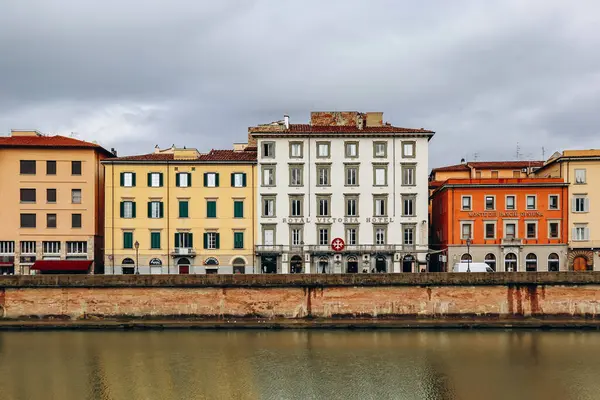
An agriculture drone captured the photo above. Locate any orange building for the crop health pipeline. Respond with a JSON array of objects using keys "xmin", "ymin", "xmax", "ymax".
[{"xmin": 430, "ymin": 178, "xmax": 569, "ymax": 272}]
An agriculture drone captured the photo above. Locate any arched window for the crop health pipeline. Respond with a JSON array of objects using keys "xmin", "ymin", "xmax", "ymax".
[
  {"xmin": 505, "ymin": 253, "xmax": 517, "ymax": 272},
  {"xmin": 122, "ymin": 258, "xmax": 135, "ymax": 265},
  {"xmin": 548, "ymin": 253, "xmax": 560, "ymax": 272},
  {"xmin": 485, "ymin": 254, "xmax": 496, "ymax": 271},
  {"xmin": 232, "ymin": 257, "xmax": 246, "ymax": 274},
  {"xmin": 290, "ymin": 255, "xmax": 302, "ymax": 274},
  {"xmin": 204, "ymin": 257, "xmax": 219, "ymax": 266},
  {"xmin": 525, "ymin": 253, "xmax": 537, "ymax": 272},
  {"xmin": 177, "ymin": 258, "xmax": 191, "ymax": 265},
  {"xmin": 461, "ymin": 254, "xmax": 472, "ymax": 262}
]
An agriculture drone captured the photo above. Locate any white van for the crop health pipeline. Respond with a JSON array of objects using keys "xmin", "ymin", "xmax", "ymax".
[{"xmin": 452, "ymin": 262, "xmax": 494, "ymax": 273}]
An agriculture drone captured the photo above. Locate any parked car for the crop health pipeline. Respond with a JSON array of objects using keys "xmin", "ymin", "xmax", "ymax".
[{"xmin": 452, "ymin": 262, "xmax": 494, "ymax": 273}]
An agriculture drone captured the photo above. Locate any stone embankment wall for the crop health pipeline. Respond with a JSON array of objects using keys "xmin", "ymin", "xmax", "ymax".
[{"xmin": 1, "ymin": 273, "xmax": 600, "ymax": 322}]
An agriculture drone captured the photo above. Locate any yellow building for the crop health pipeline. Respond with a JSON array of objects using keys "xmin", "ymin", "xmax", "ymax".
[
  {"xmin": 103, "ymin": 144, "xmax": 257, "ymax": 274},
  {"xmin": 0, "ymin": 130, "xmax": 113, "ymax": 275},
  {"xmin": 534, "ymin": 150, "xmax": 600, "ymax": 270}
]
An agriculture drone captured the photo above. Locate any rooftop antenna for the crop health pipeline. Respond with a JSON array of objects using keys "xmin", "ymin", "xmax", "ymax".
[
  {"xmin": 542, "ymin": 147, "xmax": 546, "ymax": 160},
  {"xmin": 516, "ymin": 142, "xmax": 521, "ymax": 160},
  {"xmin": 473, "ymin": 152, "xmax": 479, "ymax": 161}
]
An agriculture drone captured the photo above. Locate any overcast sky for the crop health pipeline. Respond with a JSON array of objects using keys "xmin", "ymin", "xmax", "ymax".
[{"xmin": 1, "ymin": 0, "xmax": 599, "ymax": 167}]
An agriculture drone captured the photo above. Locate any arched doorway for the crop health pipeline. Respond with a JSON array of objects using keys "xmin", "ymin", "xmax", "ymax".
[
  {"xmin": 232, "ymin": 258, "xmax": 246, "ymax": 274},
  {"xmin": 403, "ymin": 255, "xmax": 414, "ymax": 273},
  {"xmin": 290, "ymin": 255, "xmax": 303, "ymax": 274},
  {"xmin": 525, "ymin": 253, "xmax": 537, "ymax": 272},
  {"xmin": 485, "ymin": 254, "xmax": 496, "ymax": 271},
  {"xmin": 205, "ymin": 257, "xmax": 219, "ymax": 274},
  {"xmin": 177, "ymin": 258, "xmax": 191, "ymax": 275},
  {"xmin": 573, "ymin": 256, "xmax": 588, "ymax": 271},
  {"xmin": 347, "ymin": 256, "xmax": 358, "ymax": 273},
  {"xmin": 548, "ymin": 253, "xmax": 559, "ymax": 272},
  {"xmin": 149, "ymin": 258, "xmax": 162, "ymax": 275},
  {"xmin": 375, "ymin": 255, "xmax": 387, "ymax": 273},
  {"xmin": 318, "ymin": 257, "xmax": 330, "ymax": 274},
  {"xmin": 505, "ymin": 253, "xmax": 517, "ymax": 272},
  {"xmin": 122, "ymin": 258, "xmax": 135, "ymax": 275},
  {"xmin": 461, "ymin": 254, "xmax": 472, "ymax": 262},
  {"xmin": 261, "ymin": 255, "xmax": 277, "ymax": 274}
]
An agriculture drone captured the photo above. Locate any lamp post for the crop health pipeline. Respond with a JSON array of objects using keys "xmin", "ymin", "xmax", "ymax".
[
  {"xmin": 134, "ymin": 241, "xmax": 140, "ymax": 275},
  {"xmin": 298, "ymin": 241, "xmax": 305, "ymax": 274},
  {"xmin": 466, "ymin": 238, "xmax": 471, "ymax": 273}
]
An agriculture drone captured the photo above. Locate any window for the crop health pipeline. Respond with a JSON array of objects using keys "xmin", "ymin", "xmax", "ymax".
[
  {"xmin": 513, "ymin": 171, "xmax": 521, "ymax": 178},
  {"xmin": 41, "ymin": 241, "xmax": 60, "ymax": 255},
  {"xmin": 402, "ymin": 142, "xmax": 415, "ymax": 158},
  {"xmin": 204, "ymin": 232, "xmax": 220, "ymax": 249},
  {"xmin": 373, "ymin": 142, "xmax": 387, "ymax": 158},
  {"xmin": 506, "ymin": 195, "xmax": 516, "ymax": 210},
  {"xmin": 233, "ymin": 232, "xmax": 244, "ymax": 249},
  {"xmin": 121, "ymin": 172, "xmax": 136, "ymax": 187},
  {"xmin": 462, "ymin": 196, "xmax": 472, "ymax": 211},
  {"xmin": 148, "ymin": 201, "xmax": 164, "ymax": 219},
  {"xmin": 375, "ymin": 227, "xmax": 386, "ymax": 245},
  {"xmin": 231, "ymin": 173, "xmax": 246, "ymax": 188},
  {"xmin": 317, "ymin": 165, "xmax": 330, "ymax": 186},
  {"xmin": 549, "ymin": 222, "xmax": 559, "ymax": 239},
  {"xmin": 374, "ymin": 197, "xmax": 387, "ymax": 217},
  {"xmin": 402, "ymin": 165, "xmax": 415, "ymax": 186},
  {"xmin": 526, "ymin": 222, "xmax": 537, "ymax": 239},
  {"xmin": 289, "ymin": 165, "xmax": 303, "ymax": 186},
  {"xmin": 346, "ymin": 196, "xmax": 358, "ymax": 217},
  {"xmin": 346, "ymin": 227, "xmax": 358, "ymax": 245},
  {"xmin": 262, "ymin": 197, "xmax": 275, "ymax": 217},
  {"xmin": 575, "ymin": 169, "xmax": 586, "ymax": 184},
  {"xmin": 574, "ymin": 225, "xmax": 589, "ymax": 241},
  {"xmin": 47, "ymin": 214, "xmax": 57, "ymax": 228},
  {"xmin": 120, "ymin": 201, "xmax": 136, "ymax": 218},
  {"xmin": 461, "ymin": 223, "xmax": 472, "ymax": 239},
  {"xmin": 20, "ymin": 189, "xmax": 36, "ymax": 203},
  {"xmin": 206, "ymin": 200, "xmax": 217, "ymax": 218},
  {"xmin": 179, "ymin": 200, "xmax": 189, "ymax": 218},
  {"xmin": 290, "ymin": 197, "xmax": 302, "ymax": 217},
  {"xmin": 71, "ymin": 189, "xmax": 82, "ymax": 204},
  {"xmin": 123, "ymin": 232, "xmax": 133, "ymax": 249},
  {"xmin": 289, "ymin": 142, "xmax": 303, "ymax": 158},
  {"xmin": 485, "ymin": 254, "xmax": 496, "ymax": 271},
  {"xmin": 485, "ymin": 196, "xmax": 495, "ymax": 210},
  {"xmin": 317, "ymin": 196, "xmax": 330, "ymax": 217},
  {"xmin": 402, "ymin": 195, "xmax": 415, "ymax": 216},
  {"xmin": 403, "ymin": 226, "xmax": 415, "ymax": 245},
  {"xmin": 20, "ymin": 160, "xmax": 36, "ymax": 174},
  {"xmin": 318, "ymin": 226, "xmax": 330, "ymax": 245},
  {"xmin": 526, "ymin": 195, "xmax": 536, "ymax": 210},
  {"xmin": 151, "ymin": 232, "xmax": 161, "ymax": 249},
  {"xmin": 71, "ymin": 161, "xmax": 82, "ymax": 175},
  {"xmin": 461, "ymin": 254, "xmax": 472, "ymax": 262},
  {"xmin": 346, "ymin": 165, "xmax": 359, "ymax": 186},
  {"xmin": 549, "ymin": 195, "xmax": 559, "ymax": 210},
  {"xmin": 526, "ymin": 253, "xmax": 537, "ymax": 272},
  {"xmin": 0, "ymin": 241, "xmax": 15, "ymax": 254},
  {"xmin": 234, "ymin": 200, "xmax": 244, "ymax": 218},
  {"xmin": 21, "ymin": 241, "xmax": 36, "ymax": 254},
  {"xmin": 176, "ymin": 172, "xmax": 191, "ymax": 187},
  {"xmin": 475, "ymin": 171, "xmax": 482, "ymax": 179},
  {"xmin": 485, "ymin": 222, "xmax": 495, "ymax": 239},
  {"xmin": 175, "ymin": 232, "xmax": 193, "ymax": 249},
  {"xmin": 46, "ymin": 160, "xmax": 56, "ymax": 175},
  {"xmin": 20, "ymin": 214, "xmax": 36, "ymax": 228},
  {"xmin": 374, "ymin": 165, "xmax": 387, "ymax": 186},
  {"xmin": 317, "ymin": 142, "xmax": 330, "ymax": 158},
  {"xmin": 345, "ymin": 142, "xmax": 358, "ymax": 158},
  {"xmin": 548, "ymin": 253, "xmax": 560, "ymax": 272},
  {"xmin": 47, "ymin": 189, "xmax": 57, "ymax": 203},
  {"xmin": 290, "ymin": 227, "xmax": 303, "ymax": 246},
  {"xmin": 262, "ymin": 166, "xmax": 275, "ymax": 186},
  {"xmin": 505, "ymin": 223, "xmax": 516, "ymax": 238},
  {"xmin": 67, "ymin": 241, "xmax": 87, "ymax": 254},
  {"xmin": 505, "ymin": 253, "xmax": 517, "ymax": 272},
  {"xmin": 491, "ymin": 171, "xmax": 499, "ymax": 178},
  {"xmin": 148, "ymin": 172, "xmax": 163, "ymax": 187},
  {"xmin": 574, "ymin": 196, "xmax": 589, "ymax": 213},
  {"xmin": 72, "ymin": 213, "xmax": 82, "ymax": 228},
  {"xmin": 204, "ymin": 172, "xmax": 219, "ymax": 187},
  {"xmin": 262, "ymin": 142, "xmax": 275, "ymax": 158}
]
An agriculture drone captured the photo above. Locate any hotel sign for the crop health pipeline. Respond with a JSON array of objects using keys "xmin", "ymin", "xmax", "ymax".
[
  {"xmin": 283, "ymin": 217, "xmax": 395, "ymax": 224},
  {"xmin": 467, "ymin": 211, "xmax": 543, "ymax": 218}
]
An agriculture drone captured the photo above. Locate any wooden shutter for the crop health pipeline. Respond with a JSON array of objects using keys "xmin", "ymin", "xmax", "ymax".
[
  {"xmin": 215, "ymin": 233, "xmax": 220, "ymax": 249},
  {"xmin": 159, "ymin": 173, "xmax": 164, "ymax": 187},
  {"xmin": 132, "ymin": 173, "xmax": 136, "ymax": 187},
  {"xmin": 203, "ymin": 173, "xmax": 208, "ymax": 187},
  {"xmin": 188, "ymin": 173, "xmax": 192, "ymax": 186},
  {"xmin": 215, "ymin": 173, "xmax": 219, "ymax": 187},
  {"xmin": 175, "ymin": 173, "xmax": 180, "ymax": 187},
  {"xmin": 148, "ymin": 202, "xmax": 152, "ymax": 218},
  {"xmin": 132, "ymin": 202, "xmax": 136, "ymax": 218},
  {"xmin": 242, "ymin": 173, "xmax": 247, "ymax": 187},
  {"xmin": 203, "ymin": 233, "xmax": 208, "ymax": 249},
  {"xmin": 159, "ymin": 202, "xmax": 164, "ymax": 218},
  {"xmin": 174, "ymin": 233, "xmax": 180, "ymax": 248},
  {"xmin": 147, "ymin": 173, "xmax": 152, "ymax": 187},
  {"xmin": 120, "ymin": 172, "xmax": 125, "ymax": 186},
  {"xmin": 231, "ymin": 173, "xmax": 235, "ymax": 187},
  {"xmin": 120, "ymin": 202, "xmax": 124, "ymax": 218}
]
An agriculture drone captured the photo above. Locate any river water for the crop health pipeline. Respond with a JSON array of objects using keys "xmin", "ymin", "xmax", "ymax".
[{"xmin": 0, "ymin": 330, "xmax": 599, "ymax": 400}]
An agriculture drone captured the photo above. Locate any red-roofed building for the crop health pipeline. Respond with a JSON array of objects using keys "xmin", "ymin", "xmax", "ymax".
[{"xmin": 0, "ymin": 130, "xmax": 115, "ymax": 275}]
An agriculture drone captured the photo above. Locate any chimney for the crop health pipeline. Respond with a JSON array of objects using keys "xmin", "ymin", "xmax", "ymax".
[
  {"xmin": 460, "ymin": 158, "xmax": 466, "ymax": 164},
  {"xmin": 111, "ymin": 148, "xmax": 118, "ymax": 157},
  {"xmin": 284, "ymin": 115, "xmax": 289, "ymax": 129}
]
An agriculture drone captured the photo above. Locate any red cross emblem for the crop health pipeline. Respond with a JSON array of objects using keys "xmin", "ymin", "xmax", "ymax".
[{"xmin": 331, "ymin": 238, "xmax": 345, "ymax": 252}]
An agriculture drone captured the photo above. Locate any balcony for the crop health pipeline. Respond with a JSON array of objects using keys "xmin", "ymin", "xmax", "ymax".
[
  {"xmin": 255, "ymin": 245, "xmax": 414, "ymax": 254},
  {"xmin": 254, "ymin": 245, "xmax": 285, "ymax": 254},
  {"xmin": 501, "ymin": 237, "xmax": 523, "ymax": 247},
  {"xmin": 170, "ymin": 247, "xmax": 197, "ymax": 257}
]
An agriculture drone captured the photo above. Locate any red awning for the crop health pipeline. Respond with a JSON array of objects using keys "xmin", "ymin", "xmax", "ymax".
[
  {"xmin": 0, "ymin": 262, "xmax": 13, "ymax": 267},
  {"xmin": 31, "ymin": 260, "xmax": 93, "ymax": 271}
]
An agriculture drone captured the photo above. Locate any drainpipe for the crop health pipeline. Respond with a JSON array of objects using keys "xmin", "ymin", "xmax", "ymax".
[
  {"xmin": 111, "ymin": 163, "xmax": 115, "ymax": 273},
  {"xmin": 167, "ymin": 161, "xmax": 170, "ymax": 274}
]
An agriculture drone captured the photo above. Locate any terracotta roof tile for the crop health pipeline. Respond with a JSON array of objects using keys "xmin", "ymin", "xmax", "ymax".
[
  {"xmin": 110, "ymin": 153, "xmax": 175, "ymax": 161},
  {"xmin": 109, "ymin": 149, "xmax": 257, "ymax": 162},
  {"xmin": 249, "ymin": 124, "xmax": 434, "ymax": 134},
  {"xmin": 0, "ymin": 134, "xmax": 113, "ymax": 156},
  {"xmin": 432, "ymin": 161, "xmax": 544, "ymax": 173}
]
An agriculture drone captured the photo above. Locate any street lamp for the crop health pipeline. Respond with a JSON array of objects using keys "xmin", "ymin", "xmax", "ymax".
[
  {"xmin": 134, "ymin": 241, "xmax": 140, "ymax": 275},
  {"xmin": 466, "ymin": 238, "xmax": 471, "ymax": 273}
]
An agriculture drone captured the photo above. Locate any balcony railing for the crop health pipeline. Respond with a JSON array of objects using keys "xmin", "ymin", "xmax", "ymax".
[
  {"xmin": 254, "ymin": 245, "xmax": 285, "ymax": 254},
  {"xmin": 170, "ymin": 247, "xmax": 197, "ymax": 256},
  {"xmin": 255, "ymin": 245, "xmax": 417, "ymax": 254}
]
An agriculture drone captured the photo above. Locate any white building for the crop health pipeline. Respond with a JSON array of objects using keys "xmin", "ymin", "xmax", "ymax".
[{"xmin": 250, "ymin": 111, "xmax": 434, "ymax": 274}]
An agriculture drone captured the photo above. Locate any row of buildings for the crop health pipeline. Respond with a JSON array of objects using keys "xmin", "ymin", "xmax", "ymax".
[{"xmin": 0, "ymin": 111, "xmax": 598, "ymax": 274}]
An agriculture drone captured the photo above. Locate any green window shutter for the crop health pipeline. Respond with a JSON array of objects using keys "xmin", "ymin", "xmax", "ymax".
[
  {"xmin": 179, "ymin": 201, "xmax": 189, "ymax": 218},
  {"xmin": 147, "ymin": 172, "xmax": 152, "ymax": 187},
  {"xmin": 174, "ymin": 233, "xmax": 180, "ymax": 248},
  {"xmin": 159, "ymin": 202, "xmax": 164, "ymax": 218},
  {"xmin": 234, "ymin": 201, "xmax": 243, "ymax": 218},
  {"xmin": 234, "ymin": 232, "xmax": 243, "ymax": 249},
  {"xmin": 151, "ymin": 232, "xmax": 160, "ymax": 249},
  {"xmin": 215, "ymin": 173, "xmax": 220, "ymax": 187},
  {"xmin": 147, "ymin": 202, "xmax": 152, "ymax": 218},
  {"xmin": 120, "ymin": 202, "xmax": 124, "ymax": 218},
  {"xmin": 188, "ymin": 173, "xmax": 192, "ymax": 187},
  {"xmin": 242, "ymin": 173, "xmax": 247, "ymax": 187},
  {"xmin": 120, "ymin": 172, "xmax": 125, "ymax": 186},
  {"xmin": 203, "ymin": 233, "xmax": 208, "ymax": 249},
  {"xmin": 176, "ymin": 173, "xmax": 180, "ymax": 187},
  {"xmin": 132, "ymin": 202, "xmax": 136, "ymax": 218},
  {"xmin": 231, "ymin": 173, "xmax": 235, "ymax": 187},
  {"xmin": 159, "ymin": 173, "xmax": 164, "ymax": 187},
  {"xmin": 123, "ymin": 232, "xmax": 133, "ymax": 249},
  {"xmin": 215, "ymin": 233, "xmax": 220, "ymax": 249},
  {"xmin": 189, "ymin": 233, "xmax": 193, "ymax": 248},
  {"xmin": 132, "ymin": 173, "xmax": 136, "ymax": 187},
  {"xmin": 207, "ymin": 201, "xmax": 216, "ymax": 218},
  {"xmin": 203, "ymin": 173, "xmax": 208, "ymax": 187}
]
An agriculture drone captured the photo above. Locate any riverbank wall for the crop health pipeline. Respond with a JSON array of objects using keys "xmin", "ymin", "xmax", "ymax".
[{"xmin": 2, "ymin": 273, "xmax": 600, "ymax": 329}]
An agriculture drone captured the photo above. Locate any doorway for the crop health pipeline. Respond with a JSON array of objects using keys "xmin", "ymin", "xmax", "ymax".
[
  {"xmin": 573, "ymin": 256, "xmax": 588, "ymax": 271},
  {"xmin": 375, "ymin": 256, "xmax": 387, "ymax": 273},
  {"xmin": 261, "ymin": 255, "xmax": 277, "ymax": 274},
  {"xmin": 290, "ymin": 255, "xmax": 303, "ymax": 274},
  {"xmin": 403, "ymin": 255, "xmax": 414, "ymax": 273},
  {"xmin": 347, "ymin": 256, "xmax": 358, "ymax": 273},
  {"xmin": 178, "ymin": 258, "xmax": 190, "ymax": 274},
  {"xmin": 318, "ymin": 257, "xmax": 330, "ymax": 274}
]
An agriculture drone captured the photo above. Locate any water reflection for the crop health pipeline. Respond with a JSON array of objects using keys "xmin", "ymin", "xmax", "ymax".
[{"xmin": 0, "ymin": 330, "xmax": 600, "ymax": 400}]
